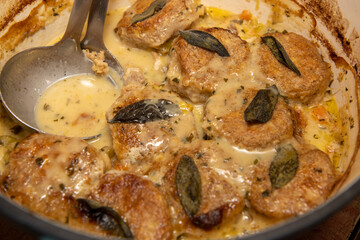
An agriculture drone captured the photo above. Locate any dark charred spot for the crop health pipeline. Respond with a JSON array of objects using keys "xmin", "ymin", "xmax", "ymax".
[
  {"xmin": 10, "ymin": 125, "xmax": 22, "ymax": 135},
  {"xmin": 203, "ymin": 133, "xmax": 212, "ymax": 140},
  {"xmin": 195, "ymin": 152, "xmax": 204, "ymax": 159},
  {"xmin": 59, "ymin": 183, "xmax": 65, "ymax": 191},
  {"xmin": 262, "ymin": 190, "xmax": 270, "ymax": 197},
  {"xmin": 191, "ymin": 207, "xmax": 223, "ymax": 230},
  {"xmin": 35, "ymin": 157, "xmax": 44, "ymax": 167},
  {"xmin": 2, "ymin": 179, "xmax": 9, "ymax": 192}
]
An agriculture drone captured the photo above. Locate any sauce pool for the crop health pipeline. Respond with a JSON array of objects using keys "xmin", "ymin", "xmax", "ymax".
[{"xmin": 35, "ymin": 74, "xmax": 120, "ymax": 138}]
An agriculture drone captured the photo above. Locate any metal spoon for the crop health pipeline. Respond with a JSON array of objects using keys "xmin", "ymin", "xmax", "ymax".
[
  {"xmin": 0, "ymin": 0, "xmax": 123, "ymax": 139},
  {"xmin": 81, "ymin": 0, "xmax": 123, "ymax": 78}
]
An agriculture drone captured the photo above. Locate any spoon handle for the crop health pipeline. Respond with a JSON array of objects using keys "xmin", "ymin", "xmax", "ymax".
[
  {"xmin": 60, "ymin": 0, "xmax": 93, "ymax": 42},
  {"xmin": 81, "ymin": 0, "xmax": 109, "ymax": 50},
  {"xmin": 81, "ymin": 0, "xmax": 123, "ymax": 76}
]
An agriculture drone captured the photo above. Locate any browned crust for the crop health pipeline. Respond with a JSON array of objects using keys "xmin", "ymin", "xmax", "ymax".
[
  {"xmin": 0, "ymin": 0, "xmax": 37, "ymax": 32},
  {"xmin": 296, "ymin": 0, "xmax": 351, "ymax": 56},
  {"xmin": 293, "ymin": 0, "xmax": 359, "ymax": 80},
  {"xmin": 0, "ymin": 0, "xmax": 71, "ymax": 60}
]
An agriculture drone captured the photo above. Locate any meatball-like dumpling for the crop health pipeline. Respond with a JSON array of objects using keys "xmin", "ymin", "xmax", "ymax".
[
  {"xmin": 116, "ymin": 0, "xmax": 202, "ymax": 48},
  {"xmin": 250, "ymin": 148, "xmax": 336, "ymax": 218},
  {"xmin": 106, "ymin": 84, "xmax": 198, "ymax": 175},
  {"xmin": 258, "ymin": 32, "xmax": 332, "ymax": 103},
  {"xmin": 204, "ymin": 86, "xmax": 293, "ymax": 149},
  {"xmin": 0, "ymin": 133, "xmax": 110, "ymax": 222},
  {"xmin": 163, "ymin": 140, "xmax": 244, "ymax": 232},
  {"xmin": 90, "ymin": 172, "xmax": 173, "ymax": 240},
  {"xmin": 167, "ymin": 27, "xmax": 250, "ymax": 103}
]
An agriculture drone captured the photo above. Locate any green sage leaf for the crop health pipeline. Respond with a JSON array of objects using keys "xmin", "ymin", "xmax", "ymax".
[
  {"xmin": 130, "ymin": 0, "xmax": 167, "ymax": 25},
  {"xmin": 261, "ymin": 36, "xmax": 301, "ymax": 76},
  {"xmin": 109, "ymin": 99, "xmax": 182, "ymax": 124},
  {"xmin": 269, "ymin": 144, "xmax": 299, "ymax": 189},
  {"xmin": 244, "ymin": 85, "xmax": 279, "ymax": 123},
  {"xmin": 176, "ymin": 155, "xmax": 201, "ymax": 218},
  {"xmin": 77, "ymin": 199, "xmax": 133, "ymax": 238},
  {"xmin": 179, "ymin": 30, "xmax": 230, "ymax": 57}
]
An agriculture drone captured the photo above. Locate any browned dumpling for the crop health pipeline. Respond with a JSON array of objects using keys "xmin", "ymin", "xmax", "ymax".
[
  {"xmin": 162, "ymin": 140, "xmax": 244, "ymax": 233},
  {"xmin": 258, "ymin": 32, "xmax": 332, "ymax": 103},
  {"xmin": 90, "ymin": 172, "xmax": 173, "ymax": 240},
  {"xmin": 167, "ymin": 27, "xmax": 250, "ymax": 103},
  {"xmin": 106, "ymin": 84, "xmax": 198, "ymax": 175},
  {"xmin": 0, "ymin": 133, "xmax": 110, "ymax": 223},
  {"xmin": 249, "ymin": 148, "xmax": 336, "ymax": 219},
  {"xmin": 203, "ymin": 86, "xmax": 293, "ymax": 150},
  {"xmin": 115, "ymin": 0, "xmax": 202, "ymax": 48}
]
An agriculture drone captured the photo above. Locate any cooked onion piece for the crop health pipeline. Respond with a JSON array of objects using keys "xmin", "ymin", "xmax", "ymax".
[
  {"xmin": 167, "ymin": 27, "xmax": 250, "ymax": 103},
  {"xmin": 257, "ymin": 32, "xmax": 332, "ymax": 104}
]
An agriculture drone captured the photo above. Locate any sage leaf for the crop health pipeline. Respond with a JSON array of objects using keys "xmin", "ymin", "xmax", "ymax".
[
  {"xmin": 109, "ymin": 99, "xmax": 182, "ymax": 124},
  {"xmin": 269, "ymin": 144, "xmax": 299, "ymax": 189},
  {"xmin": 179, "ymin": 30, "xmax": 230, "ymax": 57},
  {"xmin": 130, "ymin": 0, "xmax": 167, "ymax": 25},
  {"xmin": 261, "ymin": 36, "xmax": 301, "ymax": 76},
  {"xmin": 244, "ymin": 85, "xmax": 279, "ymax": 123},
  {"xmin": 77, "ymin": 199, "xmax": 133, "ymax": 238},
  {"xmin": 176, "ymin": 155, "xmax": 201, "ymax": 218}
]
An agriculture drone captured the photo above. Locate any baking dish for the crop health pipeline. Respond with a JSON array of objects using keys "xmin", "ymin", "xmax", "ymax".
[{"xmin": 0, "ymin": 0, "xmax": 359, "ymax": 239}]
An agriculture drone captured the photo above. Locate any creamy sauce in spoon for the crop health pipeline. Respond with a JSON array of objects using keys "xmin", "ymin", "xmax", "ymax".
[{"xmin": 35, "ymin": 74, "xmax": 120, "ymax": 138}]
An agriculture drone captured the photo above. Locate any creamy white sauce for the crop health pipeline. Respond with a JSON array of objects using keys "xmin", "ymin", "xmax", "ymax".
[{"xmin": 35, "ymin": 74, "xmax": 120, "ymax": 138}]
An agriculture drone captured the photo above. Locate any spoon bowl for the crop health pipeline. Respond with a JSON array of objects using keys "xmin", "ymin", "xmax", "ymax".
[
  {"xmin": 0, "ymin": 0, "xmax": 123, "ymax": 139},
  {"xmin": 0, "ymin": 39, "xmax": 93, "ymax": 132}
]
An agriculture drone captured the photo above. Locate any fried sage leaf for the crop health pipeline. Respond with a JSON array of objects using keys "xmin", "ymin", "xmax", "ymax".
[
  {"xmin": 180, "ymin": 30, "xmax": 230, "ymax": 57},
  {"xmin": 269, "ymin": 144, "xmax": 299, "ymax": 189},
  {"xmin": 130, "ymin": 0, "xmax": 167, "ymax": 25},
  {"xmin": 261, "ymin": 36, "xmax": 301, "ymax": 76},
  {"xmin": 109, "ymin": 99, "xmax": 182, "ymax": 124},
  {"xmin": 77, "ymin": 199, "xmax": 133, "ymax": 238},
  {"xmin": 176, "ymin": 155, "xmax": 201, "ymax": 218},
  {"xmin": 244, "ymin": 85, "xmax": 279, "ymax": 123}
]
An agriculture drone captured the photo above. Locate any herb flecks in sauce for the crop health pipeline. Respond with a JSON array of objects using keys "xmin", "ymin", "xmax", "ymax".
[
  {"xmin": 269, "ymin": 144, "xmax": 299, "ymax": 189},
  {"xmin": 109, "ymin": 99, "xmax": 182, "ymax": 124},
  {"xmin": 77, "ymin": 199, "xmax": 133, "ymax": 238},
  {"xmin": 176, "ymin": 155, "xmax": 201, "ymax": 218},
  {"xmin": 244, "ymin": 85, "xmax": 279, "ymax": 123},
  {"xmin": 261, "ymin": 36, "xmax": 301, "ymax": 76},
  {"xmin": 179, "ymin": 30, "xmax": 230, "ymax": 57},
  {"xmin": 130, "ymin": 0, "xmax": 167, "ymax": 25}
]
